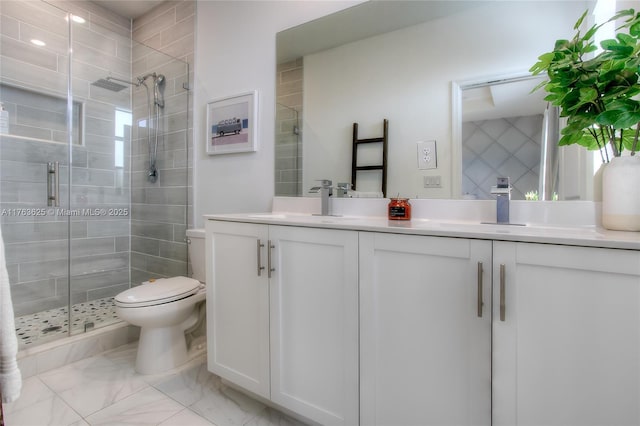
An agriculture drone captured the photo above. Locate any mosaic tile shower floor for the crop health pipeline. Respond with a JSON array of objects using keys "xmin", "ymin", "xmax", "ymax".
[{"xmin": 15, "ymin": 297, "xmax": 121, "ymax": 348}]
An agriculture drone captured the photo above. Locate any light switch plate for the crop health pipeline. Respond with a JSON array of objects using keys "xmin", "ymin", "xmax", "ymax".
[
  {"xmin": 423, "ymin": 175, "xmax": 442, "ymax": 188},
  {"xmin": 417, "ymin": 140, "xmax": 437, "ymax": 169}
]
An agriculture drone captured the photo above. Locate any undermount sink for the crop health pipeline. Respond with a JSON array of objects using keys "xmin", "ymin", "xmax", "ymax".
[
  {"xmin": 422, "ymin": 221, "xmax": 603, "ymax": 238},
  {"xmin": 247, "ymin": 213, "xmax": 289, "ymax": 219},
  {"xmin": 245, "ymin": 213, "xmax": 359, "ymax": 224},
  {"xmin": 411, "ymin": 221, "xmax": 527, "ymax": 233}
]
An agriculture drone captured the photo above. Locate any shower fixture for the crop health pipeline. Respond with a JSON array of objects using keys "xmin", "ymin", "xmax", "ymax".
[
  {"xmin": 91, "ymin": 76, "xmax": 142, "ymax": 92},
  {"xmin": 92, "ymin": 73, "xmax": 166, "ymax": 183},
  {"xmin": 90, "ymin": 78, "xmax": 129, "ymax": 92},
  {"xmin": 138, "ymin": 73, "xmax": 165, "ymax": 182},
  {"xmin": 136, "ymin": 73, "xmax": 166, "ymax": 108},
  {"xmin": 154, "ymin": 74, "xmax": 165, "ymax": 108}
]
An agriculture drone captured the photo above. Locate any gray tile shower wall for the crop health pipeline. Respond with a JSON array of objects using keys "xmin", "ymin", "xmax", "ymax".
[
  {"xmin": 0, "ymin": 0, "xmax": 132, "ymax": 316},
  {"xmin": 276, "ymin": 58, "xmax": 303, "ymax": 196},
  {"xmin": 1, "ymin": 0, "xmax": 195, "ymax": 318},
  {"xmin": 130, "ymin": 0, "xmax": 194, "ymax": 283}
]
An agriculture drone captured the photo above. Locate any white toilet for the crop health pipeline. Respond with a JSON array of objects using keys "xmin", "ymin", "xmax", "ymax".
[{"xmin": 115, "ymin": 228, "xmax": 206, "ymax": 374}]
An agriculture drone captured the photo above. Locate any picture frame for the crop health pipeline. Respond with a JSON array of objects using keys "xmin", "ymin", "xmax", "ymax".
[{"xmin": 206, "ymin": 91, "xmax": 258, "ymax": 155}]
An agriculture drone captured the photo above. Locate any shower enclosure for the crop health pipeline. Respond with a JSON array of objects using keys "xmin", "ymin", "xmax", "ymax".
[{"xmin": 0, "ymin": 1, "xmax": 190, "ymax": 348}]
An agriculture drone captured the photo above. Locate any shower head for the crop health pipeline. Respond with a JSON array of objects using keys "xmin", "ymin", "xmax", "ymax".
[
  {"xmin": 91, "ymin": 78, "xmax": 128, "ymax": 92},
  {"xmin": 154, "ymin": 74, "xmax": 166, "ymax": 108}
]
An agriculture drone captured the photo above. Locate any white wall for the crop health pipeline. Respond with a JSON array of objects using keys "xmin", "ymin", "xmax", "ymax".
[
  {"xmin": 194, "ymin": 1, "xmax": 359, "ymax": 226},
  {"xmin": 303, "ymin": 1, "xmax": 591, "ymax": 199}
]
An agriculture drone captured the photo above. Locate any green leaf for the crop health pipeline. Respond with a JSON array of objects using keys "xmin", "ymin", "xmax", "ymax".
[
  {"xmin": 578, "ymin": 71, "xmax": 598, "ymax": 86},
  {"xmin": 576, "ymin": 133, "xmax": 603, "ymax": 150},
  {"xmin": 574, "ymin": 10, "xmax": 589, "ymax": 30},
  {"xmin": 600, "ymin": 40, "xmax": 634, "ymax": 56},
  {"xmin": 579, "ymin": 87, "xmax": 598, "ymax": 103},
  {"xmin": 605, "ymin": 99, "xmax": 640, "ymax": 112},
  {"xmin": 530, "ymin": 79, "xmax": 548, "ymax": 93},
  {"xmin": 583, "ymin": 25, "xmax": 599, "ymax": 41},
  {"xmin": 620, "ymin": 130, "xmax": 639, "ymax": 151},
  {"xmin": 597, "ymin": 110, "xmax": 640, "ymax": 128},
  {"xmin": 558, "ymin": 132, "xmax": 581, "ymax": 146},
  {"xmin": 554, "ymin": 39, "xmax": 572, "ymax": 50},
  {"xmin": 559, "ymin": 129, "xmax": 604, "ymax": 150},
  {"xmin": 616, "ymin": 33, "xmax": 635, "ymax": 46},
  {"xmin": 530, "ymin": 52, "xmax": 555, "ymax": 74}
]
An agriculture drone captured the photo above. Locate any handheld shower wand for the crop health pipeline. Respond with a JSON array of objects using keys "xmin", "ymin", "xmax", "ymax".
[
  {"xmin": 129, "ymin": 72, "xmax": 166, "ymax": 183},
  {"xmin": 154, "ymin": 74, "xmax": 165, "ymax": 108}
]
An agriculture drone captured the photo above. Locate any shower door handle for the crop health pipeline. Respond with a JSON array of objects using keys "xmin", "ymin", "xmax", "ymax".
[{"xmin": 47, "ymin": 161, "xmax": 59, "ymax": 207}]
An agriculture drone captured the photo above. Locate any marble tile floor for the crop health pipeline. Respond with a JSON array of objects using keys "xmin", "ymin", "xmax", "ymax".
[
  {"xmin": 15, "ymin": 297, "xmax": 121, "ymax": 349},
  {"xmin": 4, "ymin": 343, "xmax": 307, "ymax": 426}
]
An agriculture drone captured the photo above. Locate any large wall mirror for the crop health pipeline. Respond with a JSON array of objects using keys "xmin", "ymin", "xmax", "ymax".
[{"xmin": 275, "ymin": 0, "xmax": 613, "ymax": 200}]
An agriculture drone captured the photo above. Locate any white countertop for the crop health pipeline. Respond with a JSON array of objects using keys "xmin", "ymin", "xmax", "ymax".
[{"xmin": 204, "ymin": 212, "xmax": 640, "ymax": 251}]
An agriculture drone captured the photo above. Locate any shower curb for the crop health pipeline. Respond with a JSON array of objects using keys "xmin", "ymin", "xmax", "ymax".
[{"xmin": 17, "ymin": 322, "xmax": 139, "ymax": 379}]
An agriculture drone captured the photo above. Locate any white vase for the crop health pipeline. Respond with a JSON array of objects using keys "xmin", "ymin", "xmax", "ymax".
[
  {"xmin": 602, "ymin": 156, "xmax": 640, "ymax": 231},
  {"xmin": 593, "ymin": 162, "xmax": 606, "ymax": 202}
]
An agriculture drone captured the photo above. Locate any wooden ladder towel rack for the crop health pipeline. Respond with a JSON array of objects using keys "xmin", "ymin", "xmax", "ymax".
[{"xmin": 352, "ymin": 119, "xmax": 388, "ymax": 197}]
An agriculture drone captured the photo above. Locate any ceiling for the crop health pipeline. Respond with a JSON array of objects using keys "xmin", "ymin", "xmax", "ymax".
[
  {"xmin": 277, "ymin": 1, "xmax": 479, "ymax": 63},
  {"xmin": 91, "ymin": 0, "xmax": 165, "ymax": 19}
]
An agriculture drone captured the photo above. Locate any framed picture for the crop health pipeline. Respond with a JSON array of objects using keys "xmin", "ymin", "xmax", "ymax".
[{"xmin": 206, "ymin": 91, "xmax": 258, "ymax": 155}]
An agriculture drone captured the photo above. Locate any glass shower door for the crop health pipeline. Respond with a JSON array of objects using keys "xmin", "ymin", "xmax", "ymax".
[
  {"xmin": 66, "ymin": 16, "xmax": 190, "ymax": 334},
  {"xmin": 0, "ymin": 0, "xmax": 72, "ymax": 347},
  {"xmin": 66, "ymin": 9, "xmax": 134, "ymax": 336},
  {"xmin": 2, "ymin": 0, "xmax": 191, "ymax": 347}
]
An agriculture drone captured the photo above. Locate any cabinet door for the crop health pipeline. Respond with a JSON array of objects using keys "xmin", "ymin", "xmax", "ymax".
[
  {"xmin": 360, "ymin": 232, "xmax": 492, "ymax": 426},
  {"xmin": 493, "ymin": 241, "xmax": 640, "ymax": 426},
  {"xmin": 206, "ymin": 220, "xmax": 270, "ymax": 399},
  {"xmin": 269, "ymin": 226, "xmax": 359, "ymax": 426}
]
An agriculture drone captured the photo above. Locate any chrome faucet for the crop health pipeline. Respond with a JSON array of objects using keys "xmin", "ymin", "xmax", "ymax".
[
  {"xmin": 490, "ymin": 177, "xmax": 511, "ymax": 224},
  {"xmin": 336, "ymin": 182, "xmax": 351, "ymax": 198},
  {"xmin": 309, "ymin": 179, "xmax": 333, "ymax": 216}
]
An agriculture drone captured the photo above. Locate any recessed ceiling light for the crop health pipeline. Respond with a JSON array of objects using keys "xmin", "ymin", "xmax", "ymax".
[
  {"xmin": 30, "ymin": 39, "xmax": 46, "ymax": 47},
  {"xmin": 71, "ymin": 15, "xmax": 86, "ymax": 24}
]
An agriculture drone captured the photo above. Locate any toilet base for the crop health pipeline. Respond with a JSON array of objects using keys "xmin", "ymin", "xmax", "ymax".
[{"xmin": 135, "ymin": 326, "xmax": 188, "ymax": 374}]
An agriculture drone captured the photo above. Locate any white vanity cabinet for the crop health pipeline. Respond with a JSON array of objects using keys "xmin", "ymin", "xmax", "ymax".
[
  {"xmin": 206, "ymin": 214, "xmax": 640, "ymax": 426},
  {"xmin": 359, "ymin": 232, "xmax": 492, "ymax": 426},
  {"xmin": 492, "ymin": 241, "xmax": 640, "ymax": 426},
  {"xmin": 206, "ymin": 220, "xmax": 359, "ymax": 426},
  {"xmin": 206, "ymin": 221, "xmax": 270, "ymax": 398},
  {"xmin": 269, "ymin": 225, "xmax": 359, "ymax": 425}
]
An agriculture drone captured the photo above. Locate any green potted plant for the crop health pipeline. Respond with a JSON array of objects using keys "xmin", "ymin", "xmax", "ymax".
[{"xmin": 530, "ymin": 8, "xmax": 640, "ymax": 231}]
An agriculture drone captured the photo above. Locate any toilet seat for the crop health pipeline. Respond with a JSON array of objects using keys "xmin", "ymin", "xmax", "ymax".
[{"xmin": 115, "ymin": 277, "xmax": 201, "ymax": 308}]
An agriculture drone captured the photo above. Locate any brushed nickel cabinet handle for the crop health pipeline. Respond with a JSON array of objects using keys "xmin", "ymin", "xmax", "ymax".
[
  {"xmin": 477, "ymin": 262, "xmax": 483, "ymax": 318},
  {"xmin": 500, "ymin": 264, "xmax": 506, "ymax": 321},
  {"xmin": 268, "ymin": 240, "xmax": 275, "ymax": 278},
  {"xmin": 257, "ymin": 239, "xmax": 265, "ymax": 276}
]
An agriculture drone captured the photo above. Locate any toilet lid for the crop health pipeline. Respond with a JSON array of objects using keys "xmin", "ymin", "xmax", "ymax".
[{"xmin": 114, "ymin": 277, "xmax": 201, "ymax": 308}]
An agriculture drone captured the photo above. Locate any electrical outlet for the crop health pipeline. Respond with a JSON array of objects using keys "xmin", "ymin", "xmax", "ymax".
[
  {"xmin": 423, "ymin": 175, "xmax": 442, "ymax": 188},
  {"xmin": 417, "ymin": 141, "xmax": 437, "ymax": 169}
]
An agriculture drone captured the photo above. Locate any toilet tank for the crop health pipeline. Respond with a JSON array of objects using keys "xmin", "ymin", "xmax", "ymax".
[{"xmin": 186, "ymin": 228, "xmax": 206, "ymax": 283}]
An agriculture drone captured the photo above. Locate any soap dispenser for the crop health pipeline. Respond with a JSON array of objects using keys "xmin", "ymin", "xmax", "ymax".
[{"xmin": 0, "ymin": 103, "xmax": 9, "ymax": 134}]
